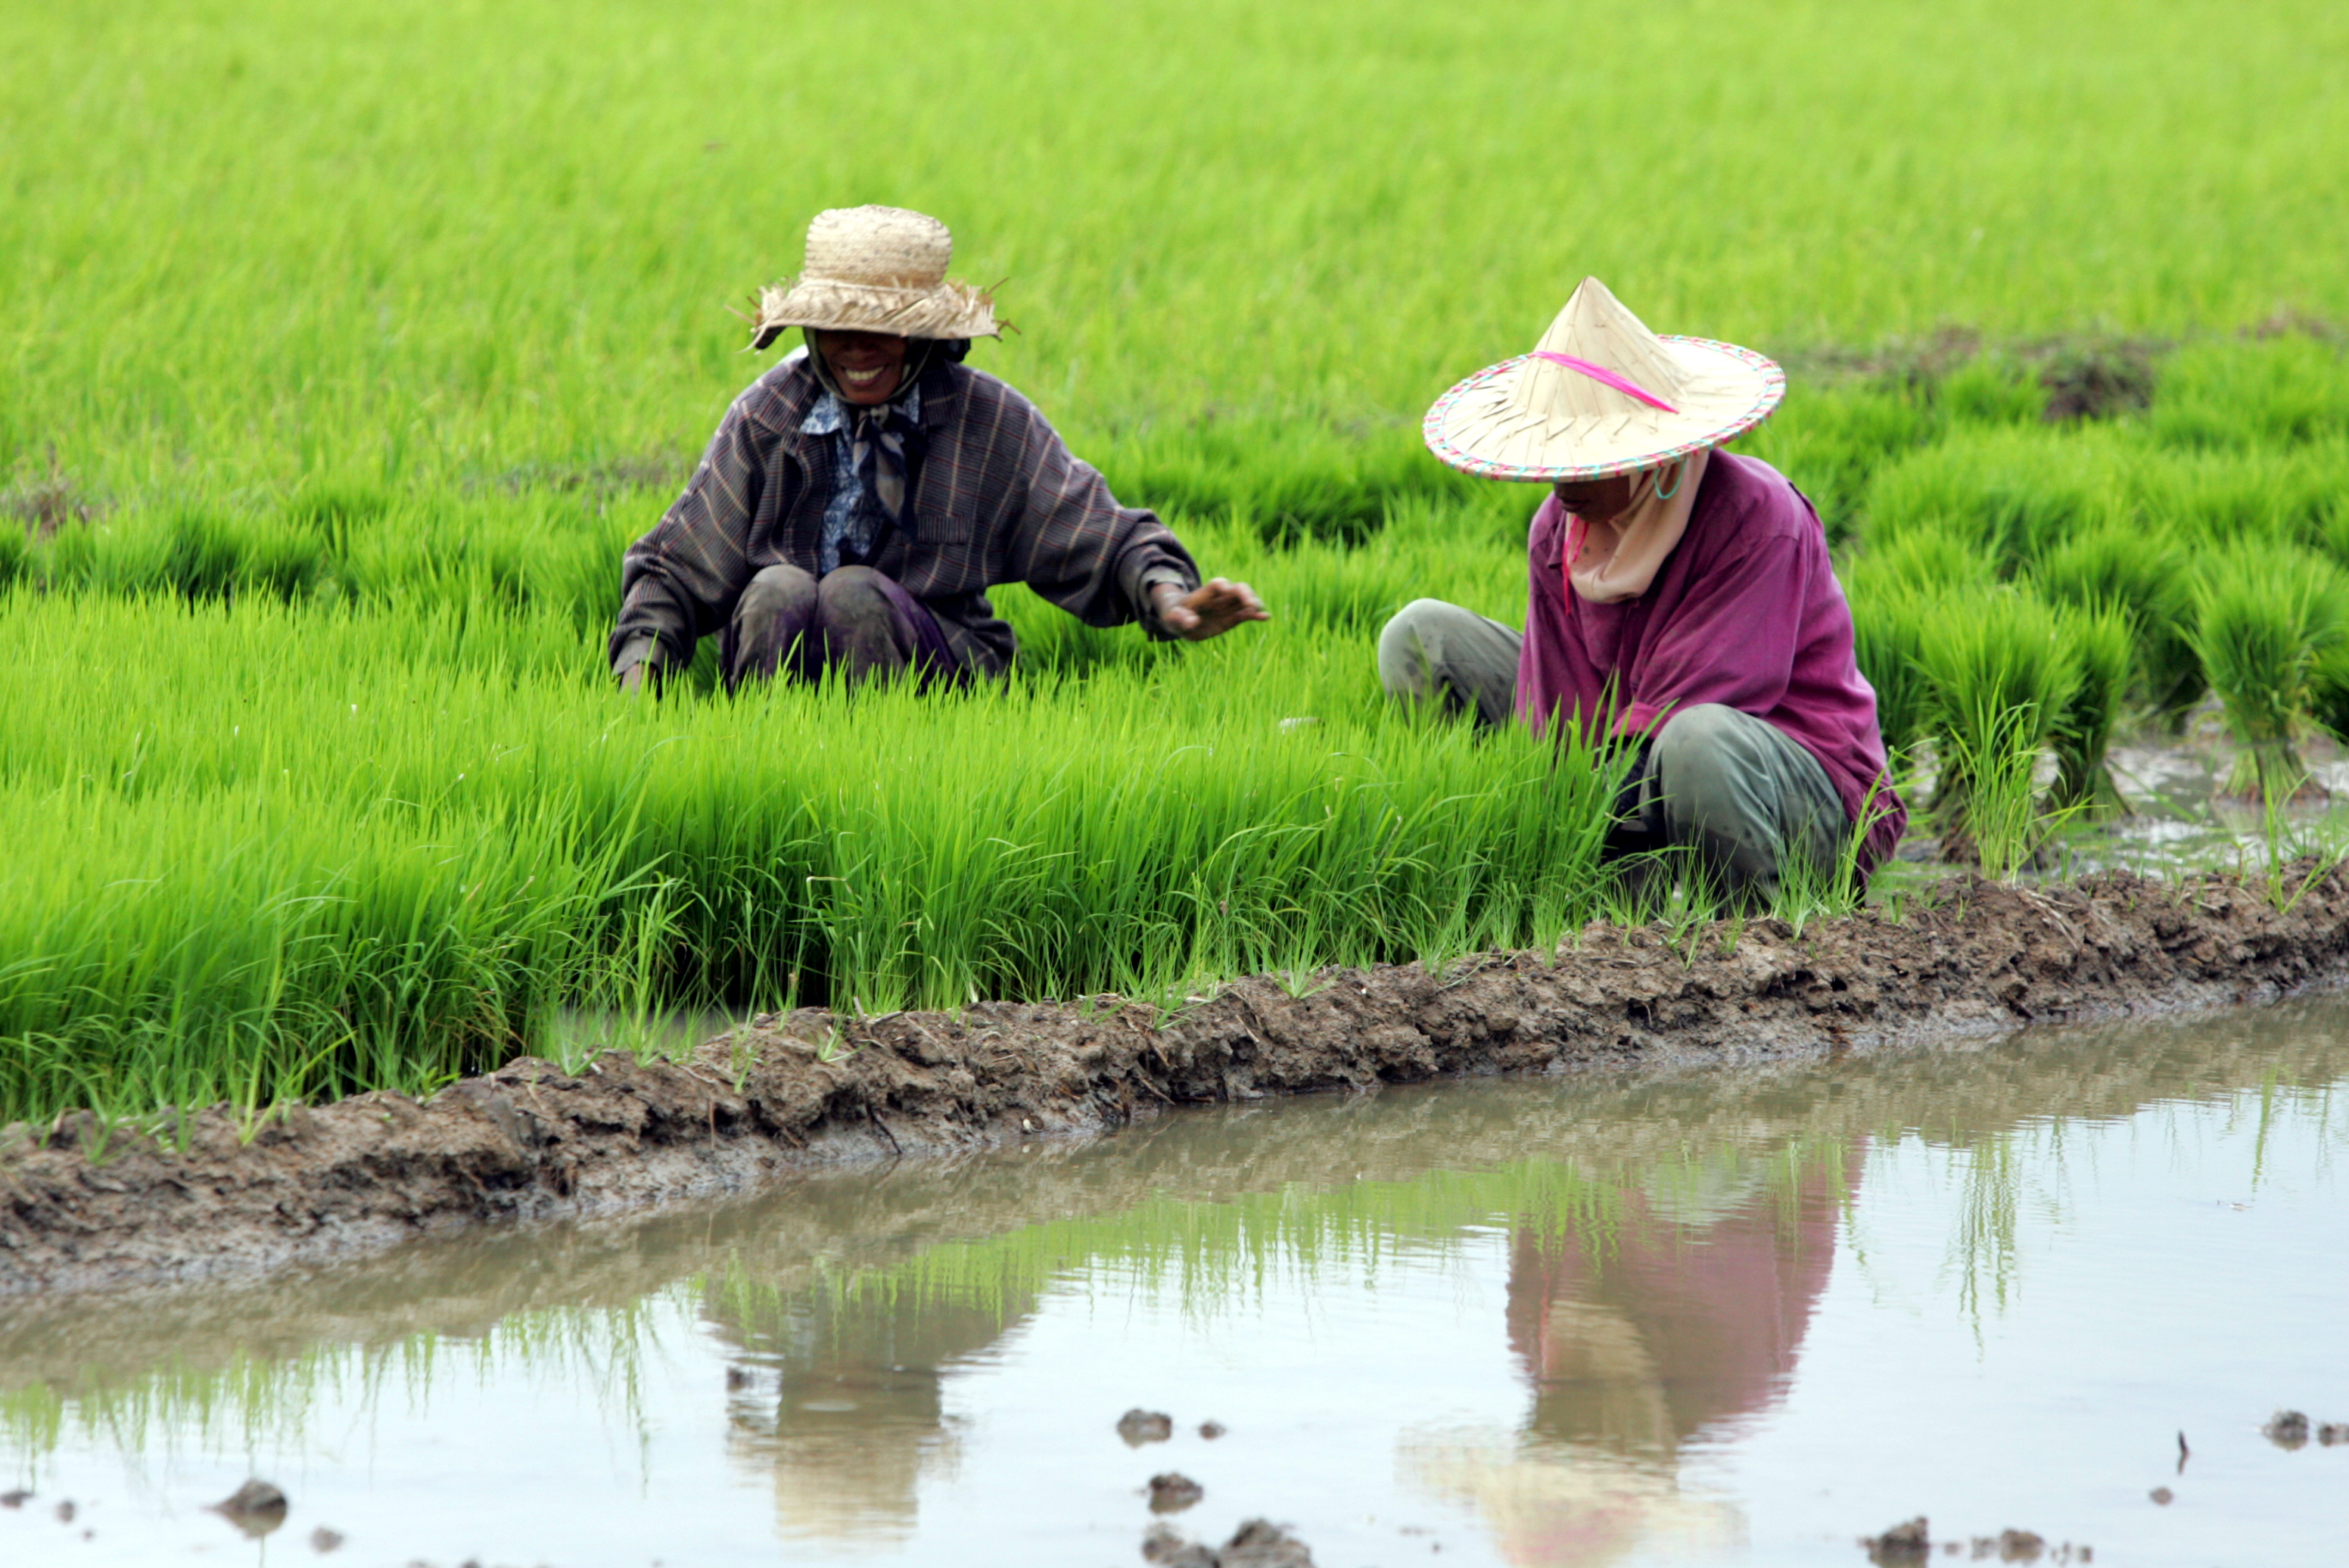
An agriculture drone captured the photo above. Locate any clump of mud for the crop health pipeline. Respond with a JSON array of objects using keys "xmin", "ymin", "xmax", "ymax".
[
  {"xmin": 1146, "ymin": 1519, "xmax": 1313, "ymax": 1567},
  {"xmin": 9, "ymin": 867, "xmax": 2349, "ymax": 1296},
  {"xmin": 1118, "ymin": 1409, "xmax": 1175, "ymax": 1446}
]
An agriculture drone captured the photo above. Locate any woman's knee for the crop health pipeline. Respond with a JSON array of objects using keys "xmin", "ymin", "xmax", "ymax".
[
  {"xmin": 815, "ymin": 564, "xmax": 888, "ymax": 610},
  {"xmin": 1651, "ymin": 705, "xmax": 1744, "ymax": 776},
  {"xmin": 739, "ymin": 562, "xmax": 818, "ymax": 621}
]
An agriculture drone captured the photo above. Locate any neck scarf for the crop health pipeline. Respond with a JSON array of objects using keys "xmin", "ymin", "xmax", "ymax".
[
  {"xmin": 801, "ymin": 341, "xmax": 930, "ymax": 573},
  {"xmin": 1562, "ymin": 448, "xmax": 1710, "ymax": 604}
]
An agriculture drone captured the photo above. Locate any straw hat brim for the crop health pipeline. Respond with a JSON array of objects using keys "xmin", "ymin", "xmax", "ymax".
[
  {"xmin": 1423, "ymin": 336, "xmax": 1784, "ymax": 482},
  {"xmin": 750, "ymin": 277, "xmax": 1000, "ymax": 350}
]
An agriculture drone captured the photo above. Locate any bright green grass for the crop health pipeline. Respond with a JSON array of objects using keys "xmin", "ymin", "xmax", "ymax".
[
  {"xmin": 0, "ymin": 579, "xmax": 1626, "ymax": 1124},
  {"xmin": 6, "ymin": 0, "xmax": 2349, "ymax": 508},
  {"xmin": 9, "ymin": 0, "xmax": 2349, "ymax": 1122}
]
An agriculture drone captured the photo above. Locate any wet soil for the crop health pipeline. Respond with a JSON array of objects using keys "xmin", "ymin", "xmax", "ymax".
[{"xmin": 8, "ymin": 866, "xmax": 2349, "ymax": 1296}]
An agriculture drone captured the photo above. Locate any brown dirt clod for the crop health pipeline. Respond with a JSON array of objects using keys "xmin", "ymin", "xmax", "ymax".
[
  {"xmin": 1149, "ymin": 1473, "xmax": 1205, "ymax": 1514},
  {"xmin": 1863, "ymin": 1517, "xmax": 1932, "ymax": 1563},
  {"xmin": 1217, "ymin": 1520, "xmax": 1315, "ymax": 1568},
  {"xmin": 211, "ymin": 1479, "xmax": 288, "ymax": 1538},
  {"xmin": 2263, "ymin": 1410, "xmax": 2311, "ymax": 1449},
  {"xmin": 10, "ymin": 867, "xmax": 2349, "ymax": 1296},
  {"xmin": 1118, "ymin": 1408, "xmax": 1175, "ymax": 1446}
]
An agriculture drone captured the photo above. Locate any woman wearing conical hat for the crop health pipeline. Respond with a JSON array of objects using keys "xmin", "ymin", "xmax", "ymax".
[
  {"xmin": 1392, "ymin": 279, "xmax": 1905, "ymax": 894},
  {"xmin": 611, "ymin": 207, "xmax": 1265, "ymax": 692}
]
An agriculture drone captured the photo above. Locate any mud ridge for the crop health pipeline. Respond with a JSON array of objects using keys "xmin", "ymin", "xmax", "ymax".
[{"xmin": 7, "ymin": 866, "xmax": 2349, "ymax": 1296}]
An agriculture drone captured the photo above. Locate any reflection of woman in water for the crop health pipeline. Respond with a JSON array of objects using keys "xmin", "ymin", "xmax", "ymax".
[
  {"xmin": 1405, "ymin": 1146, "xmax": 1860, "ymax": 1566},
  {"xmin": 710, "ymin": 1280, "xmax": 1042, "ymax": 1544}
]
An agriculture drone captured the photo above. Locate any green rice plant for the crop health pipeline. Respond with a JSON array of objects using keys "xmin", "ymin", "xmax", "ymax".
[
  {"xmin": 1861, "ymin": 428, "xmax": 2127, "ymax": 574},
  {"xmin": 9, "ymin": 0, "xmax": 2349, "ymax": 509},
  {"xmin": 1842, "ymin": 572, "xmax": 1938, "ymax": 762},
  {"xmin": 2127, "ymin": 446, "xmax": 2349, "ymax": 552},
  {"xmin": 1939, "ymin": 356, "xmax": 2051, "ymax": 427},
  {"xmin": 2028, "ymin": 521, "xmax": 2198, "ymax": 718},
  {"xmin": 2307, "ymin": 638, "xmax": 2349, "ymax": 748},
  {"xmin": 1732, "ymin": 380, "xmax": 1942, "ymax": 547},
  {"xmin": 1095, "ymin": 418, "xmax": 1483, "ymax": 546},
  {"xmin": 2046, "ymin": 601, "xmax": 2135, "ymax": 820},
  {"xmin": 1914, "ymin": 585, "xmax": 2082, "ymax": 866},
  {"xmin": 0, "ymin": 585, "xmax": 1632, "ymax": 1125},
  {"xmin": 2151, "ymin": 336, "xmax": 2349, "ymax": 450},
  {"xmin": 1849, "ymin": 518, "xmax": 1996, "ymax": 597},
  {"xmin": 2187, "ymin": 543, "xmax": 2349, "ymax": 801}
]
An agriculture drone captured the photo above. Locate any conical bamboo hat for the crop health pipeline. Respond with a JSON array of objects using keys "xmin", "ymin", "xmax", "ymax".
[
  {"xmin": 1423, "ymin": 278, "xmax": 1784, "ymax": 481},
  {"xmin": 748, "ymin": 206, "xmax": 1000, "ymax": 350}
]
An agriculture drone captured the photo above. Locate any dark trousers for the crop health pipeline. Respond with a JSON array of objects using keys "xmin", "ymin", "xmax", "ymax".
[{"xmin": 721, "ymin": 565, "xmax": 961, "ymax": 693}]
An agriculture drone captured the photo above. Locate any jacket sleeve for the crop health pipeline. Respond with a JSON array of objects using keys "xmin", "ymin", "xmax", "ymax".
[
  {"xmin": 1615, "ymin": 534, "xmax": 1810, "ymax": 737},
  {"xmin": 608, "ymin": 395, "xmax": 773, "ymax": 677},
  {"xmin": 996, "ymin": 398, "xmax": 1199, "ymax": 636}
]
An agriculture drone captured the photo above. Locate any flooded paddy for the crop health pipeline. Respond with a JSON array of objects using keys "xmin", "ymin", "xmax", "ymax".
[{"xmin": 3, "ymin": 1004, "xmax": 2345, "ymax": 1567}]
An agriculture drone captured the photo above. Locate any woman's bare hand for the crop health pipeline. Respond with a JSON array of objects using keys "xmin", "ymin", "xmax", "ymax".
[{"xmin": 1153, "ymin": 577, "xmax": 1270, "ymax": 641}]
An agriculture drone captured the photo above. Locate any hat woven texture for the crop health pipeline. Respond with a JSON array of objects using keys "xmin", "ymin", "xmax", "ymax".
[
  {"xmin": 750, "ymin": 206, "xmax": 1000, "ymax": 350},
  {"xmin": 1424, "ymin": 277, "xmax": 1784, "ymax": 481}
]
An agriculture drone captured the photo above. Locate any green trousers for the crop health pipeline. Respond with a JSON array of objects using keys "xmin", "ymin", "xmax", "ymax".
[{"xmin": 1377, "ymin": 597, "xmax": 1852, "ymax": 899}]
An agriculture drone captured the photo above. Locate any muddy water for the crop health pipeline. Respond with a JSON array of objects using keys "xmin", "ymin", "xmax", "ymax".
[{"xmin": 4, "ymin": 1007, "xmax": 2346, "ymax": 1567}]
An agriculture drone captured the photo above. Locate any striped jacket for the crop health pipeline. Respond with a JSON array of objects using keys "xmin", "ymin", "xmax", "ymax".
[{"xmin": 610, "ymin": 353, "xmax": 1199, "ymax": 677}]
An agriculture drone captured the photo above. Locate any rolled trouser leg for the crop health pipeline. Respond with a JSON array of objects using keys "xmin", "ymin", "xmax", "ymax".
[
  {"xmin": 1376, "ymin": 598, "xmax": 1523, "ymax": 728},
  {"xmin": 814, "ymin": 565, "xmax": 960, "ymax": 688},
  {"xmin": 1647, "ymin": 704, "xmax": 1849, "ymax": 901},
  {"xmin": 724, "ymin": 564, "xmax": 820, "ymax": 691}
]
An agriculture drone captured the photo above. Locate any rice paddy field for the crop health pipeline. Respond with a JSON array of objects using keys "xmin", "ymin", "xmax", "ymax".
[{"xmin": 8, "ymin": 0, "xmax": 2349, "ymax": 1126}]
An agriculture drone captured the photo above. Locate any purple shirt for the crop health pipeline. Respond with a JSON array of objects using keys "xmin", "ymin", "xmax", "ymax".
[{"xmin": 1518, "ymin": 452, "xmax": 1906, "ymax": 872}]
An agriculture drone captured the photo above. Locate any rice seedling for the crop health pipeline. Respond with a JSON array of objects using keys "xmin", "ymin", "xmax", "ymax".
[
  {"xmin": 1843, "ymin": 573, "xmax": 1938, "ymax": 764},
  {"xmin": 2149, "ymin": 336, "xmax": 2349, "ymax": 450},
  {"xmin": 2127, "ymin": 446, "xmax": 2347, "ymax": 552},
  {"xmin": 8, "ymin": 0, "xmax": 2349, "ymax": 509},
  {"xmin": 2046, "ymin": 601, "xmax": 2135, "ymax": 820},
  {"xmin": 1913, "ymin": 586, "xmax": 2082, "ymax": 868},
  {"xmin": 2028, "ymin": 521, "xmax": 2198, "ymax": 719},
  {"xmin": 1862, "ymin": 428, "xmax": 2125, "ymax": 574},
  {"xmin": 6, "ymin": 0, "xmax": 2349, "ymax": 1127},
  {"xmin": 2187, "ymin": 543, "xmax": 2349, "ymax": 802},
  {"xmin": 0, "ymin": 584, "xmax": 1632, "ymax": 1125}
]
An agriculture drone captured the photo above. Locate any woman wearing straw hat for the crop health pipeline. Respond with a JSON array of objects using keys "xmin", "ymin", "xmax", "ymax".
[
  {"xmin": 611, "ymin": 206, "xmax": 1265, "ymax": 692},
  {"xmin": 1390, "ymin": 278, "xmax": 1905, "ymax": 897}
]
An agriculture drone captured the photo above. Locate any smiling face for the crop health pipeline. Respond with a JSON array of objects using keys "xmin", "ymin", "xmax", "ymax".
[
  {"xmin": 806, "ymin": 328, "xmax": 911, "ymax": 405},
  {"xmin": 1549, "ymin": 471, "xmax": 1641, "ymax": 523}
]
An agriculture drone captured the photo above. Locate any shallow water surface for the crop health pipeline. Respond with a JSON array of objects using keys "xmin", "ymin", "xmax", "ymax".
[{"xmin": 4, "ymin": 1004, "xmax": 2347, "ymax": 1566}]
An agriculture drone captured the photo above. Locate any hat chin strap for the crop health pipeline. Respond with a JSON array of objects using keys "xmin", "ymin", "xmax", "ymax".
[{"xmin": 1529, "ymin": 351, "xmax": 1679, "ymax": 415}]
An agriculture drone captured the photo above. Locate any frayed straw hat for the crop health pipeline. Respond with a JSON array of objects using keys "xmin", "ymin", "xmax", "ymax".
[
  {"xmin": 748, "ymin": 206, "xmax": 1001, "ymax": 350},
  {"xmin": 1424, "ymin": 277, "xmax": 1784, "ymax": 481}
]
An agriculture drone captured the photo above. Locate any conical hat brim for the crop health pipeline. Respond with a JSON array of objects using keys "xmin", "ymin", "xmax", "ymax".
[{"xmin": 1423, "ymin": 336, "xmax": 1784, "ymax": 482}]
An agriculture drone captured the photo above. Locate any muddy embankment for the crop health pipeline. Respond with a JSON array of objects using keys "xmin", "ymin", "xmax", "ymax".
[{"xmin": 6, "ymin": 866, "xmax": 2349, "ymax": 1296}]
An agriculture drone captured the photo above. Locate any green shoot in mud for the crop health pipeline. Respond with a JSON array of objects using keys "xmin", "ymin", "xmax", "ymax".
[
  {"xmin": 2189, "ymin": 543, "xmax": 2349, "ymax": 803},
  {"xmin": 1915, "ymin": 587, "xmax": 2080, "ymax": 871},
  {"xmin": 2047, "ymin": 600, "xmax": 2135, "ymax": 820},
  {"xmin": 8, "ymin": 0, "xmax": 2349, "ymax": 1127}
]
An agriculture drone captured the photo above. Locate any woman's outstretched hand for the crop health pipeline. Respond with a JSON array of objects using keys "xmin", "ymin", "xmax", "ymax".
[{"xmin": 1153, "ymin": 577, "xmax": 1271, "ymax": 641}]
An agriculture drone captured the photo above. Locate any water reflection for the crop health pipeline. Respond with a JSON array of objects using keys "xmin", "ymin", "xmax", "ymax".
[
  {"xmin": 2, "ymin": 1003, "xmax": 2344, "ymax": 1564},
  {"xmin": 1399, "ymin": 1143, "xmax": 1853, "ymax": 1563},
  {"xmin": 717, "ymin": 1280, "xmax": 1034, "ymax": 1544}
]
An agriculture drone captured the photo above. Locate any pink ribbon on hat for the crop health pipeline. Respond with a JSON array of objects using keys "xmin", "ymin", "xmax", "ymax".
[{"xmin": 1529, "ymin": 352, "xmax": 1679, "ymax": 415}]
